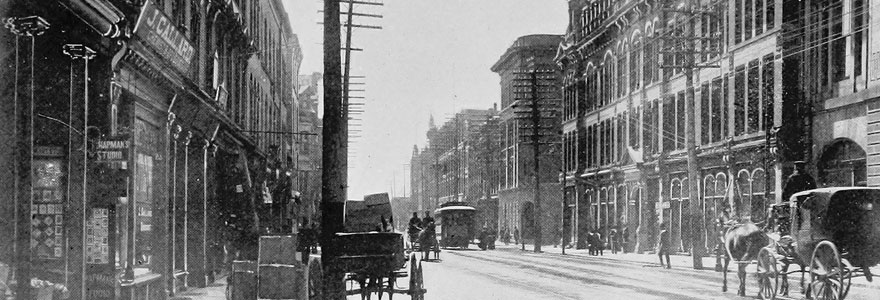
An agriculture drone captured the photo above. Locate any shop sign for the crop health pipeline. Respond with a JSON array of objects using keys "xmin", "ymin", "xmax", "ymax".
[
  {"xmin": 134, "ymin": 0, "xmax": 195, "ymax": 75},
  {"xmin": 94, "ymin": 138, "xmax": 130, "ymax": 168}
]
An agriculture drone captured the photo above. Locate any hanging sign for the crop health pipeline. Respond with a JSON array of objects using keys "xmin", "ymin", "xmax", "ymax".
[
  {"xmin": 133, "ymin": 0, "xmax": 196, "ymax": 75},
  {"xmin": 94, "ymin": 138, "xmax": 130, "ymax": 169}
]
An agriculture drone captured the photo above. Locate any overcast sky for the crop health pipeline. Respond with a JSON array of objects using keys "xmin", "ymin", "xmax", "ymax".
[{"xmin": 286, "ymin": 0, "xmax": 568, "ymax": 199}]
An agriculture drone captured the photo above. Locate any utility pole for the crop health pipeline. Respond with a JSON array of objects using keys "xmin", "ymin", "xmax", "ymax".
[
  {"xmin": 530, "ymin": 70, "xmax": 543, "ymax": 253},
  {"xmin": 513, "ymin": 61, "xmax": 560, "ymax": 253},
  {"xmin": 321, "ymin": 0, "xmax": 346, "ymax": 298},
  {"xmin": 658, "ymin": 0, "xmax": 721, "ymax": 269}
]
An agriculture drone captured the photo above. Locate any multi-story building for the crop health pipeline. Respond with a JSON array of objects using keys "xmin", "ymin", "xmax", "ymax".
[
  {"xmin": 555, "ymin": 0, "xmax": 838, "ymax": 254},
  {"xmin": 410, "ymin": 108, "xmax": 501, "ymax": 221},
  {"xmin": 492, "ymin": 34, "xmax": 563, "ymax": 246},
  {"xmin": 295, "ymin": 72, "xmax": 324, "ymax": 224},
  {"xmin": 0, "ymin": 0, "xmax": 302, "ymax": 298},
  {"xmin": 786, "ymin": 1, "xmax": 872, "ymax": 189}
]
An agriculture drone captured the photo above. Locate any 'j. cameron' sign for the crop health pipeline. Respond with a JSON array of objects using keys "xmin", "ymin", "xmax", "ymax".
[{"xmin": 134, "ymin": 0, "xmax": 196, "ymax": 75}]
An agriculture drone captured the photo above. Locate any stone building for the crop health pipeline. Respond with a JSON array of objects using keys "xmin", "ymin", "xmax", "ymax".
[
  {"xmin": 0, "ymin": 0, "xmax": 303, "ymax": 298},
  {"xmin": 492, "ymin": 34, "xmax": 564, "ymax": 246},
  {"xmin": 554, "ymin": 0, "xmax": 880, "ymax": 255}
]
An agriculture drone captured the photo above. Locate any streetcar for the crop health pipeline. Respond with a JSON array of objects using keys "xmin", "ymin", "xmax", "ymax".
[{"xmin": 435, "ymin": 202, "xmax": 477, "ymax": 249}]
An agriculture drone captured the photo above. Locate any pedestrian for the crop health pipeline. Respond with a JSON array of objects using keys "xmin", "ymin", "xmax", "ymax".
[
  {"xmin": 500, "ymin": 227, "xmax": 509, "ymax": 245},
  {"xmin": 609, "ymin": 228, "xmax": 618, "ymax": 254},
  {"xmin": 514, "ymin": 226, "xmax": 520, "ymax": 245},
  {"xmin": 587, "ymin": 229, "xmax": 597, "ymax": 255},
  {"xmin": 657, "ymin": 222, "xmax": 671, "ymax": 269},
  {"xmin": 596, "ymin": 229, "xmax": 604, "ymax": 256},
  {"xmin": 621, "ymin": 226, "xmax": 630, "ymax": 254},
  {"xmin": 782, "ymin": 161, "xmax": 816, "ymax": 201},
  {"xmin": 421, "ymin": 211, "xmax": 435, "ymax": 228}
]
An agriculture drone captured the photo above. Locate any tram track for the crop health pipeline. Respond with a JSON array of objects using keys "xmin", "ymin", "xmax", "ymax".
[{"xmin": 444, "ymin": 249, "xmax": 744, "ymax": 300}]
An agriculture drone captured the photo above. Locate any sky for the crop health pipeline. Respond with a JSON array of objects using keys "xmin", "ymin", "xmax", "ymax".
[{"xmin": 286, "ymin": 0, "xmax": 568, "ymax": 199}]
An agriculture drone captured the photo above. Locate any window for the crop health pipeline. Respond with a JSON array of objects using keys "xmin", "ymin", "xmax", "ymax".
[
  {"xmin": 744, "ymin": 0, "xmax": 753, "ymax": 40},
  {"xmin": 829, "ymin": 3, "xmax": 845, "ymax": 82},
  {"xmin": 747, "ymin": 59, "xmax": 760, "ymax": 133},
  {"xmin": 853, "ymin": 0, "xmax": 865, "ymax": 77},
  {"xmin": 676, "ymin": 90, "xmax": 686, "ymax": 149},
  {"xmin": 762, "ymin": 55, "xmax": 774, "ymax": 132},
  {"xmin": 133, "ymin": 118, "xmax": 160, "ymax": 271},
  {"xmin": 734, "ymin": 66, "xmax": 745, "ymax": 135},
  {"xmin": 766, "ymin": 0, "xmax": 774, "ymax": 29},
  {"xmin": 631, "ymin": 38, "xmax": 641, "ymax": 91},
  {"xmin": 618, "ymin": 114, "xmax": 626, "ymax": 161},
  {"xmin": 577, "ymin": 129, "xmax": 586, "ymax": 171},
  {"xmin": 629, "ymin": 106, "xmax": 640, "ymax": 149},
  {"xmin": 618, "ymin": 47, "xmax": 627, "ymax": 97},
  {"xmin": 711, "ymin": 77, "xmax": 725, "ymax": 142},
  {"xmin": 734, "ymin": 0, "xmax": 743, "ymax": 44},
  {"xmin": 663, "ymin": 95, "xmax": 674, "ymax": 151},
  {"xmin": 701, "ymin": 83, "xmax": 711, "ymax": 145},
  {"xmin": 755, "ymin": 0, "xmax": 764, "ymax": 36},
  {"xmin": 643, "ymin": 33, "xmax": 654, "ymax": 85}
]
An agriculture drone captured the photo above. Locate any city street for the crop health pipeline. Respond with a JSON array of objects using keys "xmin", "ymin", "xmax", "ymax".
[{"xmin": 406, "ymin": 247, "xmax": 879, "ymax": 300}]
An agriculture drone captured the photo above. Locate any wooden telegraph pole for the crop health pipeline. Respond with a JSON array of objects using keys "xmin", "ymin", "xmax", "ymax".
[
  {"xmin": 514, "ymin": 59, "xmax": 560, "ymax": 253},
  {"xmin": 321, "ymin": 0, "xmax": 346, "ymax": 297},
  {"xmin": 658, "ymin": 0, "xmax": 722, "ymax": 269}
]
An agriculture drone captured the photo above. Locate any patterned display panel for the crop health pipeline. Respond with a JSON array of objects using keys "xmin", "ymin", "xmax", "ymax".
[
  {"xmin": 87, "ymin": 208, "xmax": 110, "ymax": 264},
  {"xmin": 31, "ymin": 159, "xmax": 65, "ymax": 259}
]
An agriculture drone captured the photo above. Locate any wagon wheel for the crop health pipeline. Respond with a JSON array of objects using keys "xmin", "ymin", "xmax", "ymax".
[
  {"xmin": 307, "ymin": 256, "xmax": 324, "ymax": 300},
  {"xmin": 809, "ymin": 241, "xmax": 846, "ymax": 300},
  {"xmin": 757, "ymin": 247, "xmax": 779, "ymax": 300}
]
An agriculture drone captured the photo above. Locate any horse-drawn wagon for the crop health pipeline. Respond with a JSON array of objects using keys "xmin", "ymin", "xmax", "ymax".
[
  {"xmin": 755, "ymin": 187, "xmax": 880, "ymax": 300},
  {"xmin": 325, "ymin": 193, "xmax": 427, "ymax": 300}
]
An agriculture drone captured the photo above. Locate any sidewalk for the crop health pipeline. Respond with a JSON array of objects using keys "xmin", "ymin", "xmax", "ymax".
[
  {"xmin": 491, "ymin": 242, "xmax": 880, "ymax": 291},
  {"xmin": 169, "ymin": 277, "xmax": 228, "ymax": 300}
]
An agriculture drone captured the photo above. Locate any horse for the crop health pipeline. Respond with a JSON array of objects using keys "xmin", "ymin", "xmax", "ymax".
[
  {"xmin": 417, "ymin": 221, "xmax": 439, "ymax": 261},
  {"xmin": 722, "ymin": 222, "xmax": 770, "ymax": 296}
]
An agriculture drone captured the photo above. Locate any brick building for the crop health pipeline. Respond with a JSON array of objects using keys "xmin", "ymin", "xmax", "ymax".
[
  {"xmin": 554, "ymin": 0, "xmax": 876, "ymax": 254},
  {"xmin": 492, "ymin": 35, "xmax": 564, "ymax": 246},
  {"xmin": 0, "ymin": 0, "xmax": 304, "ymax": 298}
]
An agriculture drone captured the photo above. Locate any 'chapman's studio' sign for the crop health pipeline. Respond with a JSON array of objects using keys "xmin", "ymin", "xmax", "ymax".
[{"xmin": 134, "ymin": 0, "xmax": 196, "ymax": 75}]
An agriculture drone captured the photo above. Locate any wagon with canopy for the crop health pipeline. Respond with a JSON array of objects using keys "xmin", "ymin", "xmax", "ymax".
[
  {"xmin": 325, "ymin": 193, "xmax": 427, "ymax": 300},
  {"xmin": 756, "ymin": 187, "xmax": 880, "ymax": 300}
]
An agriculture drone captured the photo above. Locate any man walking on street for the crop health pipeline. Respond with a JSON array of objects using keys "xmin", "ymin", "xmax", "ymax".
[
  {"xmin": 782, "ymin": 161, "xmax": 816, "ymax": 201},
  {"xmin": 609, "ymin": 227, "xmax": 619, "ymax": 254},
  {"xmin": 657, "ymin": 222, "xmax": 671, "ymax": 269}
]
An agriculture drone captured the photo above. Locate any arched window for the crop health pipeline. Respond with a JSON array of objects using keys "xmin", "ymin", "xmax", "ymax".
[
  {"xmin": 751, "ymin": 169, "xmax": 766, "ymax": 222},
  {"xmin": 703, "ymin": 175, "xmax": 717, "ymax": 249},
  {"xmin": 736, "ymin": 170, "xmax": 751, "ymax": 220},
  {"xmin": 618, "ymin": 42, "xmax": 629, "ymax": 97},
  {"xmin": 643, "ymin": 25, "xmax": 655, "ymax": 85},
  {"xmin": 631, "ymin": 32, "xmax": 642, "ymax": 91},
  {"xmin": 818, "ymin": 138, "xmax": 867, "ymax": 187}
]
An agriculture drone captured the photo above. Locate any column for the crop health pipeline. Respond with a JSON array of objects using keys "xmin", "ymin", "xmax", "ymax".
[{"xmin": 187, "ymin": 137, "xmax": 207, "ymax": 288}]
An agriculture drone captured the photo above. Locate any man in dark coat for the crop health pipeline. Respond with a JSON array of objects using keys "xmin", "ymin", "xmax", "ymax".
[
  {"xmin": 782, "ymin": 161, "xmax": 816, "ymax": 201},
  {"xmin": 408, "ymin": 212, "xmax": 422, "ymax": 232},
  {"xmin": 421, "ymin": 211, "xmax": 435, "ymax": 228},
  {"xmin": 657, "ymin": 222, "xmax": 671, "ymax": 269}
]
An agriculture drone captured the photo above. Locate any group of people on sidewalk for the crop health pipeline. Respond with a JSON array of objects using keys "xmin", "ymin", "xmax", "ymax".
[{"xmin": 584, "ymin": 226, "xmax": 630, "ymax": 256}]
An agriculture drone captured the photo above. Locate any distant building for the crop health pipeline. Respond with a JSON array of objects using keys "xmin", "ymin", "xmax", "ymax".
[
  {"xmin": 295, "ymin": 72, "xmax": 324, "ymax": 224},
  {"xmin": 410, "ymin": 108, "xmax": 501, "ymax": 224},
  {"xmin": 491, "ymin": 34, "xmax": 563, "ymax": 246}
]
